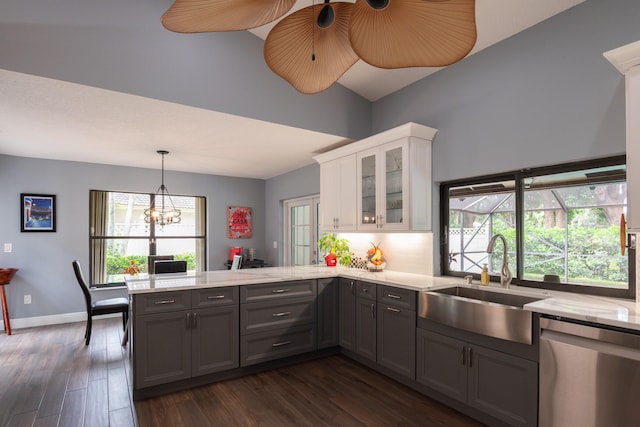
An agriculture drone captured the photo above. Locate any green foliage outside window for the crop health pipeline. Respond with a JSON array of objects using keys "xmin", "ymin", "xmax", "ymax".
[{"xmin": 106, "ymin": 252, "xmax": 196, "ymax": 275}]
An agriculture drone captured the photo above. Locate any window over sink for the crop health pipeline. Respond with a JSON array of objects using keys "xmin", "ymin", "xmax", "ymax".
[{"xmin": 441, "ymin": 155, "xmax": 634, "ymax": 299}]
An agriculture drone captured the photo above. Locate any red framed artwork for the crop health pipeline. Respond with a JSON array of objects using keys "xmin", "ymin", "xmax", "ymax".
[{"xmin": 227, "ymin": 206, "xmax": 252, "ymax": 238}]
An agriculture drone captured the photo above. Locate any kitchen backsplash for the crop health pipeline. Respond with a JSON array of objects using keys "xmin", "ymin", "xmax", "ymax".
[{"xmin": 338, "ymin": 232, "xmax": 434, "ymax": 275}]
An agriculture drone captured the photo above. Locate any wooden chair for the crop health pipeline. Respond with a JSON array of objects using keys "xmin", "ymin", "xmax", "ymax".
[{"xmin": 72, "ymin": 260, "xmax": 129, "ymax": 345}]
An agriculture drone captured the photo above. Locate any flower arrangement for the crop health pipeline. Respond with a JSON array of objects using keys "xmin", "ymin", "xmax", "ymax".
[
  {"xmin": 317, "ymin": 233, "xmax": 352, "ymax": 266},
  {"xmin": 123, "ymin": 259, "xmax": 141, "ymax": 275}
]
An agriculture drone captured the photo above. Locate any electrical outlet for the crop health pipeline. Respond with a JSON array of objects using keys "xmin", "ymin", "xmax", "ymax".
[
  {"xmin": 3, "ymin": 243, "xmax": 11, "ymax": 253},
  {"xmin": 24, "ymin": 295, "xmax": 31, "ymax": 304}
]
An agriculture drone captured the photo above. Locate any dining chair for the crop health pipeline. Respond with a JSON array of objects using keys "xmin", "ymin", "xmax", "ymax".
[
  {"xmin": 148, "ymin": 255, "xmax": 174, "ymax": 274},
  {"xmin": 72, "ymin": 260, "xmax": 129, "ymax": 345},
  {"xmin": 154, "ymin": 259, "xmax": 187, "ymax": 274}
]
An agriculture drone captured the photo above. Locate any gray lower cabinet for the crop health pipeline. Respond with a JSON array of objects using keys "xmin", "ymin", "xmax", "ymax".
[
  {"xmin": 340, "ymin": 280, "xmax": 377, "ymax": 361},
  {"xmin": 240, "ymin": 280, "xmax": 317, "ymax": 367},
  {"xmin": 191, "ymin": 305, "xmax": 239, "ymax": 376},
  {"xmin": 133, "ymin": 287, "xmax": 239, "ymax": 390},
  {"xmin": 416, "ymin": 328, "xmax": 538, "ymax": 427},
  {"xmin": 376, "ymin": 285, "xmax": 416, "ymax": 379},
  {"xmin": 355, "ymin": 296, "xmax": 376, "ymax": 361},
  {"xmin": 134, "ymin": 310, "xmax": 192, "ymax": 389},
  {"xmin": 317, "ymin": 278, "xmax": 339, "ymax": 349},
  {"xmin": 338, "ymin": 278, "xmax": 356, "ymax": 351},
  {"xmin": 377, "ymin": 302, "xmax": 416, "ymax": 379}
]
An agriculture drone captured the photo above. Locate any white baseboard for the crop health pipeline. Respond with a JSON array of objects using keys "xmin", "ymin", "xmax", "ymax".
[{"xmin": 0, "ymin": 312, "xmax": 120, "ymax": 331}]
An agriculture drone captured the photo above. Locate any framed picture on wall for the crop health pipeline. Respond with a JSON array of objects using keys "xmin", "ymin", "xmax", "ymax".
[
  {"xmin": 21, "ymin": 194, "xmax": 56, "ymax": 232},
  {"xmin": 227, "ymin": 206, "xmax": 252, "ymax": 238}
]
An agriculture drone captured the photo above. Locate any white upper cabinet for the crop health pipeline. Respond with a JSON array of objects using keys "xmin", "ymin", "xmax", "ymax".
[
  {"xmin": 605, "ymin": 41, "xmax": 640, "ymax": 232},
  {"xmin": 314, "ymin": 123, "xmax": 438, "ymax": 233},
  {"xmin": 357, "ymin": 140, "xmax": 410, "ymax": 230},
  {"xmin": 318, "ymin": 154, "xmax": 357, "ymax": 231}
]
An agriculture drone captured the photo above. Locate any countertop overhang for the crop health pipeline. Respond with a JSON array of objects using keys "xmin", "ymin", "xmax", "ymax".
[{"xmin": 125, "ymin": 266, "xmax": 640, "ymax": 332}]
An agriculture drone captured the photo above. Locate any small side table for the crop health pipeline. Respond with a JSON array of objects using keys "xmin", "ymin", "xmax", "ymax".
[{"xmin": 0, "ymin": 268, "xmax": 18, "ymax": 336}]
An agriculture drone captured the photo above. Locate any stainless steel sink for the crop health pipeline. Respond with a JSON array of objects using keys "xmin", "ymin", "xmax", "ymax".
[{"xmin": 418, "ymin": 286, "xmax": 546, "ymax": 344}]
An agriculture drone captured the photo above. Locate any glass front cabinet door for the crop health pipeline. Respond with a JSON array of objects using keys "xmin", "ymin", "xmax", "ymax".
[{"xmin": 357, "ymin": 141, "xmax": 410, "ymax": 231}]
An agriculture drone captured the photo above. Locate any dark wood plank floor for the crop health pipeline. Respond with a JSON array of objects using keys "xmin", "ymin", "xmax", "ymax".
[
  {"xmin": 1, "ymin": 318, "xmax": 485, "ymax": 427},
  {"xmin": 0, "ymin": 317, "xmax": 134, "ymax": 427}
]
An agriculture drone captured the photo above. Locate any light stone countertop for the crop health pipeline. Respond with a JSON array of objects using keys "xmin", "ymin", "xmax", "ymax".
[{"xmin": 126, "ymin": 265, "xmax": 640, "ymax": 332}]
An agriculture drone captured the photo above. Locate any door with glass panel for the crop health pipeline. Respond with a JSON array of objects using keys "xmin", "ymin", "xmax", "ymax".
[{"xmin": 284, "ymin": 196, "xmax": 320, "ymax": 266}]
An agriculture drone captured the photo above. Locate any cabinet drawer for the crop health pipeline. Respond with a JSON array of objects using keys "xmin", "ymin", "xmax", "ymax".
[
  {"xmin": 240, "ymin": 280, "xmax": 317, "ymax": 303},
  {"xmin": 134, "ymin": 291, "xmax": 191, "ymax": 315},
  {"xmin": 356, "ymin": 281, "xmax": 376, "ymax": 301},
  {"xmin": 192, "ymin": 286, "xmax": 238, "ymax": 308},
  {"xmin": 241, "ymin": 296, "xmax": 316, "ymax": 335},
  {"xmin": 377, "ymin": 285, "xmax": 416, "ymax": 310},
  {"xmin": 240, "ymin": 325, "xmax": 316, "ymax": 367}
]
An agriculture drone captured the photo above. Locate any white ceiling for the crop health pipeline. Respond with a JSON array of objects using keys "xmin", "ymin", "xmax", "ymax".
[{"xmin": 0, "ymin": 0, "xmax": 585, "ymax": 180}]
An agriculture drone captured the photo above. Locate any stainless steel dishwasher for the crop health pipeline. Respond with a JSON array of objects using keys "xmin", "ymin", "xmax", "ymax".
[{"xmin": 539, "ymin": 317, "xmax": 640, "ymax": 426}]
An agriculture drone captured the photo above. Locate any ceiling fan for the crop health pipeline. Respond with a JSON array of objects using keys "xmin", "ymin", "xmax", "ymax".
[{"xmin": 161, "ymin": 0, "xmax": 477, "ymax": 94}]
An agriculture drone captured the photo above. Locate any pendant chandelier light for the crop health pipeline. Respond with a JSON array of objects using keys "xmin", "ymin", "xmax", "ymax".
[
  {"xmin": 161, "ymin": 0, "xmax": 477, "ymax": 93},
  {"xmin": 144, "ymin": 150, "xmax": 182, "ymax": 227}
]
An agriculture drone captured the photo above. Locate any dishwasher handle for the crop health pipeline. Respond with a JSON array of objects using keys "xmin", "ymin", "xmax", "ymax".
[{"xmin": 541, "ymin": 317, "xmax": 640, "ymax": 361}]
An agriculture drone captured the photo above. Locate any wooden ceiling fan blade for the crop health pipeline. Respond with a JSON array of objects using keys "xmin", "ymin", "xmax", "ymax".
[
  {"xmin": 350, "ymin": 0, "xmax": 477, "ymax": 68},
  {"xmin": 264, "ymin": 3, "xmax": 359, "ymax": 94},
  {"xmin": 162, "ymin": 0, "xmax": 297, "ymax": 33}
]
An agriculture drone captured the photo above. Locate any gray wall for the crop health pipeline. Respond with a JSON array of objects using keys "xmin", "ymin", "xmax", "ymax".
[
  {"xmin": 0, "ymin": 0, "xmax": 371, "ymax": 140},
  {"xmin": 369, "ymin": 0, "xmax": 639, "ymax": 272},
  {"xmin": 0, "ymin": 154, "xmax": 265, "ymax": 320},
  {"xmin": 265, "ymin": 163, "xmax": 320, "ymax": 266}
]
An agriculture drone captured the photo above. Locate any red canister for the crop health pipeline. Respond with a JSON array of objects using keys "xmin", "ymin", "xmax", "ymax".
[{"xmin": 229, "ymin": 247, "xmax": 243, "ymax": 261}]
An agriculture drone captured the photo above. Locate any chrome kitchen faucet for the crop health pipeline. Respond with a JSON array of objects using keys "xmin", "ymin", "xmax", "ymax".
[{"xmin": 486, "ymin": 234, "xmax": 513, "ymax": 289}]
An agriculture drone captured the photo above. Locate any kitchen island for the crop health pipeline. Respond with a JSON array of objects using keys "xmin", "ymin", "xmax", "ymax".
[{"xmin": 126, "ymin": 266, "xmax": 640, "ymax": 426}]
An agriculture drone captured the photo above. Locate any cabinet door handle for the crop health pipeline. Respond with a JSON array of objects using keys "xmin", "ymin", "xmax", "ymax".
[
  {"xmin": 272, "ymin": 311, "xmax": 291, "ymax": 317},
  {"xmin": 387, "ymin": 293, "xmax": 401, "ymax": 299},
  {"xmin": 154, "ymin": 299, "xmax": 175, "ymax": 305},
  {"xmin": 371, "ymin": 303, "xmax": 375, "ymax": 319},
  {"xmin": 271, "ymin": 289, "xmax": 288, "ymax": 294},
  {"xmin": 350, "ymin": 281, "xmax": 355, "ymax": 295},
  {"xmin": 192, "ymin": 312, "xmax": 197, "ymax": 328},
  {"xmin": 468, "ymin": 347, "xmax": 473, "ymax": 368},
  {"xmin": 386, "ymin": 307, "xmax": 400, "ymax": 313},
  {"xmin": 362, "ymin": 288, "xmax": 369, "ymax": 293},
  {"xmin": 207, "ymin": 295, "xmax": 225, "ymax": 299},
  {"xmin": 186, "ymin": 313, "xmax": 191, "ymax": 328},
  {"xmin": 272, "ymin": 341, "xmax": 291, "ymax": 348},
  {"xmin": 461, "ymin": 346, "xmax": 466, "ymax": 365}
]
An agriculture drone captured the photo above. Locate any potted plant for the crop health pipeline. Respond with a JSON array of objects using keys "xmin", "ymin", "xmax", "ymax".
[{"xmin": 318, "ymin": 233, "xmax": 352, "ymax": 266}]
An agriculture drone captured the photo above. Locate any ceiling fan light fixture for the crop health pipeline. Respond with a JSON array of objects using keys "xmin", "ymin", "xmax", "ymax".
[
  {"xmin": 365, "ymin": 0, "xmax": 389, "ymax": 10},
  {"xmin": 264, "ymin": 2, "xmax": 358, "ymax": 94},
  {"xmin": 161, "ymin": 0, "xmax": 297, "ymax": 32},
  {"xmin": 349, "ymin": 0, "xmax": 477, "ymax": 69},
  {"xmin": 317, "ymin": 4, "xmax": 335, "ymax": 28}
]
